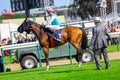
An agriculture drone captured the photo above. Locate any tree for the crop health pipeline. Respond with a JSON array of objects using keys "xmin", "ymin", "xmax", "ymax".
[
  {"xmin": 0, "ymin": 16, "xmax": 6, "ymax": 22},
  {"xmin": 10, "ymin": 13, "xmax": 26, "ymax": 19},
  {"xmin": 70, "ymin": 0, "xmax": 112, "ymax": 20},
  {"xmin": 0, "ymin": 13, "xmax": 35, "ymax": 21}
]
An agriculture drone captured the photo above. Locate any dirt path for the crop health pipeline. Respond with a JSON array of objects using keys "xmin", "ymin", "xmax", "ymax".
[
  {"xmin": 107, "ymin": 51, "xmax": 120, "ymax": 60},
  {"xmin": 6, "ymin": 51, "xmax": 120, "ymax": 71}
]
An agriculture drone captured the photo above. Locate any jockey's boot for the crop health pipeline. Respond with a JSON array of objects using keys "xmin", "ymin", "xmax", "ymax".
[{"xmin": 45, "ymin": 28, "xmax": 54, "ymax": 34}]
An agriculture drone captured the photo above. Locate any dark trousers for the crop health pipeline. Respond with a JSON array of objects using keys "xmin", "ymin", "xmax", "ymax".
[
  {"xmin": 93, "ymin": 47, "xmax": 110, "ymax": 69},
  {"xmin": 0, "ymin": 56, "xmax": 4, "ymax": 72}
]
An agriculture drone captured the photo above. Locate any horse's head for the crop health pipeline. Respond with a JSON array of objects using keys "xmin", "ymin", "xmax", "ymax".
[
  {"xmin": 18, "ymin": 19, "xmax": 44, "ymax": 34},
  {"xmin": 17, "ymin": 19, "xmax": 33, "ymax": 33},
  {"xmin": 18, "ymin": 19, "xmax": 45, "ymax": 36}
]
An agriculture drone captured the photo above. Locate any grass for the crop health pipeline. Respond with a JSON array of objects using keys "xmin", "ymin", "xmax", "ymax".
[
  {"xmin": 108, "ymin": 44, "xmax": 120, "ymax": 52},
  {"xmin": 0, "ymin": 59, "xmax": 120, "ymax": 80},
  {"xmin": 4, "ymin": 56, "xmax": 16, "ymax": 64}
]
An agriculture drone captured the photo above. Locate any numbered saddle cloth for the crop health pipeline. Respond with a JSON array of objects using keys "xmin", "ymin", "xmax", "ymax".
[{"xmin": 53, "ymin": 29, "xmax": 62, "ymax": 42}]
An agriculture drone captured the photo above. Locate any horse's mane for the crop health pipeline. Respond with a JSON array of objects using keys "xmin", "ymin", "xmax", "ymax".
[{"xmin": 27, "ymin": 20, "xmax": 43, "ymax": 29}]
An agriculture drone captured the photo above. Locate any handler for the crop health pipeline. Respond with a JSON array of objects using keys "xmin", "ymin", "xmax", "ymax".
[{"xmin": 90, "ymin": 17, "xmax": 112, "ymax": 70}]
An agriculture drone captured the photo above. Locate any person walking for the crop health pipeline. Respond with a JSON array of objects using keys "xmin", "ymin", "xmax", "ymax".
[{"xmin": 90, "ymin": 17, "xmax": 112, "ymax": 70}]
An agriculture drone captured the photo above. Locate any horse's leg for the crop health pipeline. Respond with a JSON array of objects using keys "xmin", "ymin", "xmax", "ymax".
[
  {"xmin": 76, "ymin": 51, "xmax": 82, "ymax": 67},
  {"xmin": 43, "ymin": 47, "xmax": 49, "ymax": 70},
  {"xmin": 71, "ymin": 43, "xmax": 82, "ymax": 67}
]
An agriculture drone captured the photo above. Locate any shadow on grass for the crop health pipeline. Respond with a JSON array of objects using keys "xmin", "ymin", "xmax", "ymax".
[
  {"xmin": 0, "ymin": 68, "xmax": 46, "ymax": 76},
  {"xmin": 0, "ymin": 67, "xmax": 95, "ymax": 76},
  {"xmin": 37, "ymin": 68, "xmax": 97, "ymax": 75}
]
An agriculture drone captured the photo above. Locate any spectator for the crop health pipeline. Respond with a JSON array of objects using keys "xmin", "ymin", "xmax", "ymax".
[
  {"xmin": 16, "ymin": 34, "xmax": 25, "ymax": 44},
  {"xmin": 117, "ymin": 24, "xmax": 120, "ymax": 43},
  {"xmin": 0, "ymin": 38, "xmax": 9, "ymax": 56},
  {"xmin": 117, "ymin": 23, "xmax": 120, "ymax": 32},
  {"xmin": 7, "ymin": 37, "xmax": 12, "ymax": 45},
  {"xmin": 13, "ymin": 34, "xmax": 25, "ymax": 63},
  {"xmin": 25, "ymin": 35, "xmax": 32, "ymax": 42},
  {"xmin": 0, "ymin": 55, "xmax": 4, "ymax": 72},
  {"xmin": 1, "ymin": 38, "xmax": 7, "ymax": 46},
  {"xmin": 110, "ymin": 24, "xmax": 117, "ymax": 32},
  {"xmin": 31, "ymin": 34, "xmax": 37, "ymax": 42},
  {"xmin": 110, "ymin": 24, "xmax": 119, "ymax": 44},
  {"xmin": 0, "ymin": 54, "xmax": 11, "ymax": 72},
  {"xmin": 0, "ymin": 43, "xmax": 11, "ymax": 72}
]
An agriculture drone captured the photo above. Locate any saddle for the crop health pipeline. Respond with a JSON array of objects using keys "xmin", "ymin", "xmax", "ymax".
[
  {"xmin": 44, "ymin": 27, "xmax": 54, "ymax": 37},
  {"xmin": 44, "ymin": 28, "xmax": 62, "ymax": 47}
]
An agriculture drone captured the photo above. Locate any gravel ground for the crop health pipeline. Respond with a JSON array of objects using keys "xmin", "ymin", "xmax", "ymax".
[{"xmin": 6, "ymin": 51, "xmax": 120, "ymax": 71}]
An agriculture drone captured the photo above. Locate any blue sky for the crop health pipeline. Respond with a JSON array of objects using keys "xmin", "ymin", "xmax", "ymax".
[{"xmin": 0, "ymin": 0, "xmax": 69, "ymax": 15}]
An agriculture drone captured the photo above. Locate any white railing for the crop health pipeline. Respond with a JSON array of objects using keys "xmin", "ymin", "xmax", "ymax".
[
  {"xmin": 0, "ymin": 41, "xmax": 39, "ymax": 50},
  {"xmin": 87, "ymin": 32, "xmax": 120, "ymax": 39},
  {"xmin": 61, "ymin": 20, "xmax": 94, "ymax": 25}
]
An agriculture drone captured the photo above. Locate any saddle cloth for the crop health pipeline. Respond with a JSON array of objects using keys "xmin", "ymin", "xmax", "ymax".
[
  {"xmin": 49, "ymin": 29, "xmax": 62, "ymax": 48},
  {"xmin": 53, "ymin": 29, "xmax": 62, "ymax": 42}
]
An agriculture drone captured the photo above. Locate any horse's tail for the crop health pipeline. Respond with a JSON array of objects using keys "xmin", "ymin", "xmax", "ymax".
[{"xmin": 80, "ymin": 28, "xmax": 88, "ymax": 50}]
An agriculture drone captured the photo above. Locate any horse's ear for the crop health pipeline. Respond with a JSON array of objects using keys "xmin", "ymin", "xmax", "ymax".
[
  {"xmin": 38, "ymin": 24, "xmax": 44, "ymax": 28},
  {"xmin": 25, "ymin": 18, "xmax": 30, "ymax": 21}
]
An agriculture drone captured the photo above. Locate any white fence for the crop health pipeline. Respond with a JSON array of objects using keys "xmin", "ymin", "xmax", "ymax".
[
  {"xmin": 0, "ymin": 42, "xmax": 39, "ymax": 50},
  {"xmin": 87, "ymin": 32, "xmax": 120, "ymax": 40}
]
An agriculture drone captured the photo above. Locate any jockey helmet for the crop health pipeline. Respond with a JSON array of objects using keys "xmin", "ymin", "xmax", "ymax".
[{"xmin": 46, "ymin": 7, "xmax": 54, "ymax": 13}]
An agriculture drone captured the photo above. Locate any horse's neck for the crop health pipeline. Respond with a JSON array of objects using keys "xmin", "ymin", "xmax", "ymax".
[
  {"xmin": 32, "ymin": 28, "xmax": 49, "ymax": 48},
  {"xmin": 32, "ymin": 28, "xmax": 41, "ymax": 39},
  {"xmin": 32, "ymin": 28, "xmax": 47, "ymax": 40}
]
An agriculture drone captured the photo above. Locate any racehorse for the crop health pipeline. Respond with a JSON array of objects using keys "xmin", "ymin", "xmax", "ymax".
[{"xmin": 18, "ymin": 19, "xmax": 88, "ymax": 70}]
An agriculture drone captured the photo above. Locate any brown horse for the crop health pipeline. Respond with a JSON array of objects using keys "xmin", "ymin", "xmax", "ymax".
[{"xmin": 18, "ymin": 20, "xmax": 88, "ymax": 70}]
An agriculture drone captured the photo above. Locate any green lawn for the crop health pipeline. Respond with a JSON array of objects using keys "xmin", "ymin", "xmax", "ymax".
[
  {"xmin": 0, "ymin": 59, "xmax": 120, "ymax": 80},
  {"xmin": 108, "ymin": 44, "xmax": 120, "ymax": 52}
]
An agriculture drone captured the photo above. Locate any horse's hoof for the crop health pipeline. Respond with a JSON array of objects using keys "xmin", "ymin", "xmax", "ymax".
[
  {"xmin": 78, "ymin": 62, "xmax": 82, "ymax": 67},
  {"xmin": 46, "ymin": 65, "xmax": 50, "ymax": 70},
  {"xmin": 46, "ymin": 68, "xmax": 49, "ymax": 71}
]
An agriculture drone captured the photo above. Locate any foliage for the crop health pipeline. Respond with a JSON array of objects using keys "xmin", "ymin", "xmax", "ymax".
[
  {"xmin": 0, "ymin": 15, "xmax": 6, "ymax": 22},
  {"xmin": 10, "ymin": 13, "xmax": 26, "ymax": 19},
  {"xmin": 4, "ymin": 56, "xmax": 16, "ymax": 64},
  {"xmin": 0, "ymin": 59, "xmax": 120, "ymax": 80},
  {"xmin": 60, "ymin": 5, "xmax": 67, "ymax": 8},
  {"xmin": 0, "ymin": 13, "xmax": 36, "ymax": 20},
  {"xmin": 0, "ymin": 13, "xmax": 26, "ymax": 20},
  {"xmin": 38, "ymin": 8, "xmax": 44, "ymax": 11},
  {"xmin": 71, "ymin": 0, "xmax": 112, "ymax": 20}
]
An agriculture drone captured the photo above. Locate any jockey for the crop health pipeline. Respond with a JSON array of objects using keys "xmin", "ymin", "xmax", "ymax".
[{"xmin": 44, "ymin": 7, "xmax": 63, "ymax": 33}]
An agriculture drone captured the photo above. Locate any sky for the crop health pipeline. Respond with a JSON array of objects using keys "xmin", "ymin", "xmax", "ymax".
[{"xmin": 0, "ymin": 0, "xmax": 70, "ymax": 15}]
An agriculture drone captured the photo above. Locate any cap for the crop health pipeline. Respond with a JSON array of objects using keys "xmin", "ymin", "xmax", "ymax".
[{"xmin": 94, "ymin": 17, "xmax": 101, "ymax": 22}]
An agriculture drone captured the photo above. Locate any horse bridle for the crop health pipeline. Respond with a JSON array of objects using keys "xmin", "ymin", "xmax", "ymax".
[{"xmin": 35, "ymin": 25, "xmax": 44, "ymax": 39}]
